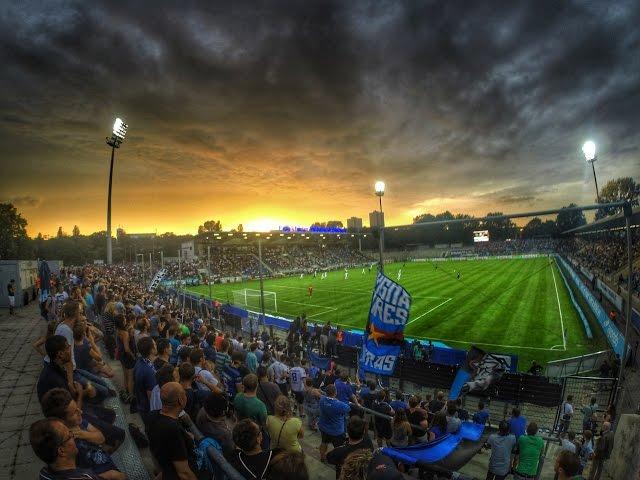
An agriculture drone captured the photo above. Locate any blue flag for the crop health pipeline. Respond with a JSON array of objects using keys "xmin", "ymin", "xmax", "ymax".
[{"xmin": 359, "ymin": 271, "xmax": 412, "ymax": 375}]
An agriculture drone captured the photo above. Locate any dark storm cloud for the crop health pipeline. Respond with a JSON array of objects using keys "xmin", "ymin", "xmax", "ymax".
[{"xmin": 0, "ymin": 0, "xmax": 639, "ymax": 233}]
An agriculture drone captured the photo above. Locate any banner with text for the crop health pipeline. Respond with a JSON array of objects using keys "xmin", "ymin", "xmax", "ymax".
[{"xmin": 359, "ymin": 271, "xmax": 412, "ymax": 375}]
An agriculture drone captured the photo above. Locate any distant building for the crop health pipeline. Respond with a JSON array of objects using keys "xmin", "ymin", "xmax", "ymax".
[
  {"xmin": 181, "ymin": 241, "xmax": 196, "ymax": 261},
  {"xmin": 369, "ymin": 211, "xmax": 385, "ymax": 228},
  {"xmin": 117, "ymin": 228, "xmax": 156, "ymax": 240},
  {"xmin": 347, "ymin": 217, "xmax": 363, "ymax": 231}
]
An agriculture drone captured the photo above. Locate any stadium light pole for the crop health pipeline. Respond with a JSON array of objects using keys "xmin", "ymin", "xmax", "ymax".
[
  {"xmin": 582, "ymin": 140, "xmax": 600, "ymax": 203},
  {"xmin": 207, "ymin": 245, "xmax": 212, "ymax": 302},
  {"xmin": 375, "ymin": 180, "xmax": 386, "ymax": 272},
  {"xmin": 257, "ymin": 238, "xmax": 265, "ymax": 338},
  {"xmin": 105, "ymin": 118, "xmax": 128, "ymax": 264}
]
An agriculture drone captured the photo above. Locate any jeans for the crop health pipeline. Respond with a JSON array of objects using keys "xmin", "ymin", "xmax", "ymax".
[
  {"xmin": 74, "ymin": 368, "xmax": 112, "ymax": 400},
  {"xmin": 485, "ymin": 472, "xmax": 507, "ymax": 480}
]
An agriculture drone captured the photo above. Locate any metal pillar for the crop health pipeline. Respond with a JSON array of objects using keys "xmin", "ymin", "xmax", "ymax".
[
  {"xmin": 590, "ymin": 159, "xmax": 600, "ymax": 203},
  {"xmin": 207, "ymin": 245, "xmax": 212, "ymax": 301},
  {"xmin": 617, "ymin": 204, "xmax": 634, "ymax": 411},
  {"xmin": 257, "ymin": 238, "xmax": 265, "ymax": 338},
  {"xmin": 106, "ymin": 145, "xmax": 115, "ymax": 264},
  {"xmin": 378, "ymin": 195, "xmax": 385, "ymax": 272}
]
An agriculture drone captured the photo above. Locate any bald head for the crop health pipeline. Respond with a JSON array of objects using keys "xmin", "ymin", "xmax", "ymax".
[
  {"xmin": 602, "ymin": 421, "xmax": 611, "ymax": 432},
  {"xmin": 161, "ymin": 382, "xmax": 185, "ymax": 410}
]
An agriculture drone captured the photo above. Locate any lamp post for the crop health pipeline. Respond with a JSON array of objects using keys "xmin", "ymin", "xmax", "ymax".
[
  {"xmin": 582, "ymin": 140, "xmax": 600, "ymax": 203},
  {"xmin": 105, "ymin": 118, "xmax": 128, "ymax": 264},
  {"xmin": 158, "ymin": 251, "xmax": 164, "ymax": 268},
  {"xmin": 375, "ymin": 180, "xmax": 385, "ymax": 272}
]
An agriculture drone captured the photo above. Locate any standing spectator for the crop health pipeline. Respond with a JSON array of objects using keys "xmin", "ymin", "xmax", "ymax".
[
  {"xmin": 196, "ymin": 392, "xmax": 235, "ymax": 456},
  {"xmin": 372, "ymin": 390, "xmax": 394, "ymax": 447},
  {"xmin": 389, "ymin": 391, "xmax": 408, "ymax": 412},
  {"xmin": 327, "ymin": 416, "xmax": 374, "ymax": 479},
  {"xmin": 318, "ymin": 384, "xmax": 351, "ymax": 462},
  {"xmin": 289, "ymin": 358, "xmax": 307, "ymax": 417},
  {"xmin": 406, "ymin": 396, "xmax": 429, "ymax": 443},
  {"xmin": 246, "ymin": 343, "xmax": 259, "ymax": 373},
  {"xmin": 390, "ymin": 409, "xmax": 412, "ymax": 447},
  {"xmin": 599, "ymin": 360, "xmax": 611, "ymax": 378},
  {"xmin": 133, "ymin": 337, "xmax": 157, "ymax": 426},
  {"xmin": 190, "ymin": 348, "xmax": 219, "ymax": 393},
  {"xmin": 271, "ymin": 355, "xmax": 290, "ymax": 396},
  {"xmin": 221, "ymin": 353, "xmax": 244, "ymax": 401},
  {"xmin": 229, "ymin": 419, "xmax": 282, "ymax": 480},
  {"xmin": 486, "ymin": 420, "xmax": 516, "ymax": 480},
  {"xmin": 513, "ymin": 422, "xmax": 544, "ymax": 480},
  {"xmin": 445, "ymin": 401, "xmax": 462, "ymax": 433},
  {"xmin": 178, "ymin": 362, "xmax": 201, "ymax": 420},
  {"xmin": 235, "ymin": 374, "xmax": 268, "ymax": 425},
  {"xmin": 303, "ymin": 378, "xmax": 321, "ymax": 431},
  {"xmin": 334, "ymin": 372, "xmax": 356, "ymax": 404},
  {"xmin": 554, "ymin": 450, "xmax": 583, "ymax": 480},
  {"xmin": 589, "ymin": 422, "xmax": 614, "ymax": 480},
  {"xmin": 147, "ymin": 382, "xmax": 198, "ymax": 480},
  {"xmin": 428, "ymin": 412, "xmax": 447, "ymax": 441},
  {"xmin": 30, "ymin": 418, "xmax": 102, "ymax": 480},
  {"xmin": 473, "ymin": 401, "xmax": 490, "ymax": 426},
  {"xmin": 256, "ymin": 366, "xmax": 281, "ymax": 416},
  {"xmin": 266, "ymin": 395, "xmax": 304, "ymax": 453},
  {"xmin": 154, "ymin": 338, "xmax": 171, "ymax": 370},
  {"xmin": 581, "ymin": 397, "xmax": 598, "ymax": 432},
  {"xmin": 428, "ymin": 391, "xmax": 445, "ymax": 414},
  {"xmin": 268, "ymin": 451, "xmax": 308, "ymax": 480},
  {"xmin": 508, "ymin": 407, "xmax": 527, "ymax": 439},
  {"xmin": 7, "ymin": 279, "xmax": 16, "ymax": 315},
  {"xmin": 115, "ymin": 314, "xmax": 135, "ymax": 403},
  {"xmin": 578, "ymin": 430, "xmax": 594, "ymax": 475},
  {"xmin": 559, "ymin": 395, "xmax": 574, "ymax": 434}
]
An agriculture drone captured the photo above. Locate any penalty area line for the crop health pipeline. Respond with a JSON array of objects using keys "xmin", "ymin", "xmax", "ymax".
[{"xmin": 407, "ymin": 298, "xmax": 453, "ymax": 325}]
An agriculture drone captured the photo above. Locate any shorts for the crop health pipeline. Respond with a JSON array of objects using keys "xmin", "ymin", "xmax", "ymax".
[
  {"xmin": 320, "ymin": 430, "xmax": 346, "ymax": 447},
  {"xmin": 8, "ymin": 296, "xmax": 15, "ymax": 307},
  {"xmin": 277, "ymin": 382, "xmax": 289, "ymax": 396},
  {"xmin": 293, "ymin": 390, "xmax": 304, "ymax": 404}
]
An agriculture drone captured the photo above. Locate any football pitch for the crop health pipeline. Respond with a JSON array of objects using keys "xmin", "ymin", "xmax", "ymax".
[{"xmin": 186, "ymin": 257, "xmax": 607, "ymax": 370}]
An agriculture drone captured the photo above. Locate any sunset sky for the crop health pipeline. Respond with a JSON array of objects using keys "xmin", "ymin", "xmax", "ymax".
[{"xmin": 1, "ymin": 1, "xmax": 639, "ymax": 236}]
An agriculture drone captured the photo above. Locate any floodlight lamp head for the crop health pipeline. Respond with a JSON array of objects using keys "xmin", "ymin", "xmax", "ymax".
[
  {"xmin": 112, "ymin": 117, "xmax": 128, "ymax": 140},
  {"xmin": 374, "ymin": 180, "xmax": 385, "ymax": 196},
  {"xmin": 582, "ymin": 140, "xmax": 596, "ymax": 162}
]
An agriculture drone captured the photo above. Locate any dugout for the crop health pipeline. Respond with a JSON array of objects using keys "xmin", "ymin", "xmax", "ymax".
[{"xmin": 0, "ymin": 260, "xmax": 38, "ymax": 308}]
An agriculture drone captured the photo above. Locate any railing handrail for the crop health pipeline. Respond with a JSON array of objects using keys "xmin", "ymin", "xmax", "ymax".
[{"xmin": 546, "ymin": 349, "xmax": 611, "ymax": 365}]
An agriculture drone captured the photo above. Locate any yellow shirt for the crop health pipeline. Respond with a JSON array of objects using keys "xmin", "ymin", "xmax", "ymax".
[{"xmin": 266, "ymin": 415, "xmax": 303, "ymax": 453}]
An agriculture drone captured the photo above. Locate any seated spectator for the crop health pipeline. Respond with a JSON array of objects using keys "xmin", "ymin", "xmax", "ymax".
[
  {"xmin": 338, "ymin": 449, "xmax": 373, "ymax": 480},
  {"xmin": 390, "ymin": 408, "xmax": 412, "ymax": 448},
  {"xmin": 445, "ymin": 401, "xmax": 461, "ymax": 433},
  {"xmin": 508, "ymin": 407, "xmax": 527, "ymax": 439},
  {"xmin": 472, "ymin": 401, "xmax": 490, "ymax": 426},
  {"xmin": 37, "ymin": 335, "xmax": 82, "ymax": 402},
  {"xmin": 178, "ymin": 362, "xmax": 201, "ymax": 420},
  {"xmin": 428, "ymin": 390, "xmax": 445, "ymax": 414},
  {"xmin": 229, "ymin": 419, "xmax": 282, "ymax": 480},
  {"xmin": 319, "ymin": 384, "xmax": 351, "ymax": 462},
  {"xmin": 455, "ymin": 397, "xmax": 469, "ymax": 421},
  {"xmin": 365, "ymin": 451, "xmax": 405, "ymax": 480},
  {"xmin": 196, "ymin": 391, "xmax": 235, "ymax": 456},
  {"xmin": 72, "ymin": 322, "xmax": 112, "ymax": 379},
  {"xmin": 40, "ymin": 388, "xmax": 125, "ymax": 480},
  {"xmin": 235, "ymin": 374, "xmax": 268, "ymax": 425},
  {"xmin": 327, "ymin": 416, "xmax": 374, "ymax": 478},
  {"xmin": 266, "ymin": 395, "xmax": 303, "ymax": 453},
  {"xmin": 30, "ymin": 418, "xmax": 102, "ymax": 480},
  {"xmin": 513, "ymin": 422, "xmax": 544, "ymax": 480},
  {"xmin": 428, "ymin": 412, "xmax": 448, "ymax": 441},
  {"xmin": 147, "ymin": 382, "xmax": 198, "ymax": 480},
  {"xmin": 407, "ymin": 396, "xmax": 429, "ymax": 443},
  {"xmin": 256, "ymin": 366, "xmax": 281, "ymax": 416},
  {"xmin": 554, "ymin": 450, "xmax": 582, "ymax": 480},
  {"xmin": 268, "ymin": 451, "xmax": 308, "ymax": 480},
  {"xmin": 486, "ymin": 420, "xmax": 516, "ymax": 480},
  {"xmin": 389, "ymin": 391, "xmax": 408, "ymax": 412}
]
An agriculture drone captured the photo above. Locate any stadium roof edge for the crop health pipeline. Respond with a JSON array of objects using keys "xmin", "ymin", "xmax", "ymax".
[{"xmin": 562, "ymin": 205, "xmax": 640, "ymax": 235}]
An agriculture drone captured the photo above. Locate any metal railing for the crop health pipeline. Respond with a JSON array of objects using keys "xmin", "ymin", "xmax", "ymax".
[{"xmin": 545, "ymin": 349, "xmax": 611, "ymax": 378}]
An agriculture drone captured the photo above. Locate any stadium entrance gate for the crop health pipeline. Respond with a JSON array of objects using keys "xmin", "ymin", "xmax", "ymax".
[{"xmin": 554, "ymin": 375, "xmax": 617, "ymax": 431}]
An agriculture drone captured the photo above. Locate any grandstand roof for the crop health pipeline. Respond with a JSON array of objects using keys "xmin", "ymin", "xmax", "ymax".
[{"xmin": 563, "ymin": 205, "xmax": 640, "ymax": 235}]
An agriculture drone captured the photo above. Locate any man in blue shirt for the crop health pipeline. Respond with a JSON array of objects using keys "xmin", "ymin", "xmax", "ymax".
[
  {"xmin": 334, "ymin": 372, "xmax": 356, "ymax": 403},
  {"xmin": 134, "ymin": 337, "xmax": 157, "ymax": 428},
  {"xmin": 472, "ymin": 401, "xmax": 490, "ymax": 425},
  {"xmin": 507, "ymin": 407, "xmax": 527, "ymax": 438},
  {"xmin": 318, "ymin": 384, "xmax": 351, "ymax": 462},
  {"xmin": 221, "ymin": 353, "xmax": 243, "ymax": 400},
  {"xmin": 390, "ymin": 391, "xmax": 408, "ymax": 412}
]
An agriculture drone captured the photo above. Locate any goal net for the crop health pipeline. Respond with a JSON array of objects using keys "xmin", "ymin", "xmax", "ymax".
[{"xmin": 232, "ymin": 289, "xmax": 278, "ymax": 312}]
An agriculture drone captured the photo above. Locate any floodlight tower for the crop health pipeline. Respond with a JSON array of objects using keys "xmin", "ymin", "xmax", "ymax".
[
  {"xmin": 375, "ymin": 180, "xmax": 386, "ymax": 272},
  {"xmin": 105, "ymin": 118, "xmax": 128, "ymax": 264},
  {"xmin": 582, "ymin": 140, "xmax": 600, "ymax": 203}
]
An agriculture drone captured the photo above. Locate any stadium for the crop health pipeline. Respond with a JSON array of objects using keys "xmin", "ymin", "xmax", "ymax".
[{"xmin": 2, "ymin": 2, "xmax": 640, "ymax": 480}]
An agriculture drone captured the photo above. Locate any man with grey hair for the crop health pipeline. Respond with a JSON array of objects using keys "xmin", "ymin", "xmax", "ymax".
[{"xmin": 589, "ymin": 421, "xmax": 614, "ymax": 480}]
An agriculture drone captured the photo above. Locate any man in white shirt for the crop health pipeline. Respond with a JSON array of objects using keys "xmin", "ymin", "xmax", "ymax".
[
  {"xmin": 289, "ymin": 358, "xmax": 307, "ymax": 416},
  {"xmin": 190, "ymin": 349, "xmax": 220, "ymax": 393},
  {"xmin": 271, "ymin": 356, "xmax": 290, "ymax": 396}
]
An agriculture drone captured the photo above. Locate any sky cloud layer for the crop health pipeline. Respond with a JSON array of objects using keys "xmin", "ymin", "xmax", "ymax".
[{"xmin": 1, "ymin": 0, "xmax": 638, "ymax": 235}]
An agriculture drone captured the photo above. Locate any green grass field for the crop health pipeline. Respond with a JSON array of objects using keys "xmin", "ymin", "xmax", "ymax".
[{"xmin": 186, "ymin": 257, "xmax": 607, "ymax": 370}]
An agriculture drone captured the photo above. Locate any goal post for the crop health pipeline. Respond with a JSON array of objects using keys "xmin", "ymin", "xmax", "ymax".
[{"xmin": 232, "ymin": 289, "xmax": 277, "ymax": 312}]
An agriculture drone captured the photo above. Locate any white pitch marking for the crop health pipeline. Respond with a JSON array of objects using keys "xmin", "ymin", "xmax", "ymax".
[
  {"xmin": 407, "ymin": 298, "xmax": 453, "ymax": 325},
  {"xmin": 550, "ymin": 259, "xmax": 566, "ymax": 350}
]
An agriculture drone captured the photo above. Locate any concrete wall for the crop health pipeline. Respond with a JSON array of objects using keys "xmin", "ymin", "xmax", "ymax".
[
  {"xmin": 0, "ymin": 260, "xmax": 38, "ymax": 308},
  {"xmin": 604, "ymin": 413, "xmax": 640, "ymax": 480}
]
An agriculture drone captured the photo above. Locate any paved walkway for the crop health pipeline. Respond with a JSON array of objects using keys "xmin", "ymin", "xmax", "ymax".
[{"xmin": 0, "ymin": 303, "xmax": 48, "ymax": 480}]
